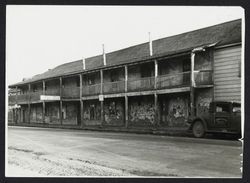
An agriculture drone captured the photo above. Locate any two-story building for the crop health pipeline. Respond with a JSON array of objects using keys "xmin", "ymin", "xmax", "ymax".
[{"xmin": 8, "ymin": 19, "xmax": 242, "ymax": 134}]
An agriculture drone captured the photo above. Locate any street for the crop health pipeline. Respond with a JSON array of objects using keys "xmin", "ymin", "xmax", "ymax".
[{"xmin": 7, "ymin": 126, "xmax": 242, "ymax": 177}]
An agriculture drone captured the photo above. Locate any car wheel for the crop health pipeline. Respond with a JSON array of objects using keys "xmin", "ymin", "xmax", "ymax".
[{"xmin": 192, "ymin": 120, "xmax": 205, "ymax": 138}]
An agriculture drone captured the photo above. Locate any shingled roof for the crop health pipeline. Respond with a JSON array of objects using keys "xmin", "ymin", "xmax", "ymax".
[{"xmin": 10, "ymin": 19, "xmax": 241, "ymax": 87}]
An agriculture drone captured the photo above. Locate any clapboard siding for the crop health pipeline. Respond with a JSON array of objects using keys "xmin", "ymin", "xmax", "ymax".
[{"xmin": 214, "ymin": 45, "xmax": 241, "ymax": 102}]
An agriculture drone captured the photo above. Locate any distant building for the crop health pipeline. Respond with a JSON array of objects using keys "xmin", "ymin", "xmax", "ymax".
[{"xmin": 8, "ymin": 19, "xmax": 242, "ymax": 133}]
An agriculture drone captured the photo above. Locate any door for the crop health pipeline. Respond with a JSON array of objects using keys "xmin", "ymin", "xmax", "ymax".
[{"xmin": 213, "ymin": 102, "xmax": 231, "ymax": 130}]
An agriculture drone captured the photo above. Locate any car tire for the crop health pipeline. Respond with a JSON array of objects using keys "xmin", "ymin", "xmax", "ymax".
[{"xmin": 192, "ymin": 120, "xmax": 205, "ymax": 138}]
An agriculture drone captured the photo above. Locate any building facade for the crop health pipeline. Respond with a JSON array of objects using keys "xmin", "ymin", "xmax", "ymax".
[{"xmin": 8, "ymin": 19, "xmax": 242, "ymax": 133}]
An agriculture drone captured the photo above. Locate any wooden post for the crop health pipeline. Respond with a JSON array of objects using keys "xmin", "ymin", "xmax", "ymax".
[
  {"xmin": 125, "ymin": 65, "xmax": 128, "ymax": 92},
  {"xmin": 100, "ymin": 70, "xmax": 103, "ymax": 94},
  {"xmin": 59, "ymin": 77, "xmax": 63, "ymax": 125},
  {"xmin": 100, "ymin": 70, "xmax": 104, "ymax": 125},
  {"xmin": 154, "ymin": 60, "xmax": 158, "ymax": 89},
  {"xmin": 43, "ymin": 80, "xmax": 45, "ymax": 95},
  {"xmin": 79, "ymin": 74, "xmax": 82, "ymax": 99},
  {"xmin": 79, "ymin": 74, "xmax": 84, "ymax": 127},
  {"xmin": 15, "ymin": 86, "xmax": 18, "ymax": 104},
  {"xmin": 125, "ymin": 95, "xmax": 128, "ymax": 128},
  {"xmin": 190, "ymin": 52, "xmax": 195, "ymax": 117},
  {"xmin": 42, "ymin": 80, "xmax": 46, "ymax": 124},
  {"xmin": 60, "ymin": 100, "xmax": 63, "ymax": 125},
  {"xmin": 14, "ymin": 86, "xmax": 18, "ymax": 124},
  {"xmin": 154, "ymin": 93, "xmax": 158, "ymax": 126},
  {"xmin": 80, "ymin": 100, "xmax": 84, "ymax": 128},
  {"xmin": 42, "ymin": 101, "xmax": 45, "ymax": 124},
  {"xmin": 28, "ymin": 84, "xmax": 31, "ymax": 123}
]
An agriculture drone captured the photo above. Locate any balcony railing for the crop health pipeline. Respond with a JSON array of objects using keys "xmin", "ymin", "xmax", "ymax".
[
  {"xmin": 157, "ymin": 71, "xmax": 190, "ymax": 89},
  {"xmin": 103, "ymin": 80, "xmax": 125, "ymax": 94},
  {"xmin": 8, "ymin": 95, "xmax": 16, "ymax": 104},
  {"xmin": 82, "ymin": 83, "xmax": 101, "ymax": 96},
  {"xmin": 9, "ymin": 94, "xmax": 29, "ymax": 104},
  {"xmin": 194, "ymin": 70, "xmax": 213, "ymax": 86},
  {"xmin": 128, "ymin": 76, "xmax": 155, "ymax": 92},
  {"xmin": 45, "ymin": 88, "xmax": 60, "ymax": 96},
  {"xmin": 62, "ymin": 86, "xmax": 80, "ymax": 98},
  {"xmin": 30, "ymin": 91, "xmax": 43, "ymax": 102}
]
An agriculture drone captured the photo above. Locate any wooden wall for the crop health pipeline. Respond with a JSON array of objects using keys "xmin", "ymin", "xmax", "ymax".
[{"xmin": 214, "ymin": 45, "xmax": 241, "ymax": 102}]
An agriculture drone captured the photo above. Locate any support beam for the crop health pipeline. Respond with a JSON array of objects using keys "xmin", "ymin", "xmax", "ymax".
[
  {"xmin": 125, "ymin": 95, "xmax": 128, "ymax": 128},
  {"xmin": 80, "ymin": 100, "xmax": 84, "ymax": 128},
  {"xmin": 154, "ymin": 93, "xmax": 159, "ymax": 126},
  {"xmin": 125, "ymin": 65, "xmax": 128, "ymax": 92},
  {"xmin": 43, "ymin": 80, "xmax": 46, "ymax": 95},
  {"xmin": 28, "ymin": 103, "xmax": 31, "ymax": 124},
  {"xmin": 100, "ymin": 70, "xmax": 103, "ymax": 94},
  {"xmin": 59, "ymin": 77, "xmax": 63, "ymax": 125},
  {"xmin": 100, "ymin": 100, "xmax": 104, "ymax": 124},
  {"xmin": 42, "ymin": 101, "xmax": 45, "ymax": 124},
  {"xmin": 190, "ymin": 52, "xmax": 195, "ymax": 117},
  {"xmin": 28, "ymin": 84, "xmax": 31, "ymax": 123},
  {"xmin": 154, "ymin": 60, "xmax": 158, "ymax": 89},
  {"xmin": 100, "ymin": 70, "xmax": 104, "ymax": 125},
  {"xmin": 59, "ymin": 77, "xmax": 62, "ymax": 97},
  {"xmin": 79, "ymin": 74, "xmax": 82, "ymax": 99},
  {"xmin": 60, "ymin": 100, "xmax": 63, "ymax": 125},
  {"xmin": 79, "ymin": 74, "xmax": 84, "ymax": 128},
  {"xmin": 15, "ymin": 86, "xmax": 18, "ymax": 104},
  {"xmin": 12, "ymin": 109, "xmax": 15, "ymax": 124}
]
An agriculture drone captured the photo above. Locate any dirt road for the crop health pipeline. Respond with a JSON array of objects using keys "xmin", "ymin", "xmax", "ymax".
[{"xmin": 7, "ymin": 126, "xmax": 242, "ymax": 177}]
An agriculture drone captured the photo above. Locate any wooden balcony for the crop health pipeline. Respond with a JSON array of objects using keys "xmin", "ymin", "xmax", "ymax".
[
  {"xmin": 8, "ymin": 95, "xmax": 16, "ymax": 105},
  {"xmin": 82, "ymin": 83, "xmax": 101, "ymax": 96},
  {"xmin": 194, "ymin": 70, "xmax": 213, "ymax": 86},
  {"xmin": 157, "ymin": 71, "xmax": 190, "ymax": 89},
  {"xmin": 103, "ymin": 80, "xmax": 125, "ymax": 94},
  {"xmin": 62, "ymin": 86, "xmax": 80, "ymax": 99},
  {"xmin": 30, "ymin": 91, "xmax": 43, "ymax": 102},
  {"xmin": 128, "ymin": 76, "xmax": 155, "ymax": 92},
  {"xmin": 45, "ymin": 88, "xmax": 60, "ymax": 96}
]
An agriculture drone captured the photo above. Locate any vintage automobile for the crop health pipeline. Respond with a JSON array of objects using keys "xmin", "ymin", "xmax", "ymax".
[{"xmin": 187, "ymin": 101, "xmax": 241, "ymax": 138}]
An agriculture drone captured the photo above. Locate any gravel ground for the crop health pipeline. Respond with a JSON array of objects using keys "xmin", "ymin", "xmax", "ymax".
[
  {"xmin": 7, "ymin": 126, "xmax": 242, "ymax": 177},
  {"xmin": 8, "ymin": 144, "xmax": 133, "ymax": 177}
]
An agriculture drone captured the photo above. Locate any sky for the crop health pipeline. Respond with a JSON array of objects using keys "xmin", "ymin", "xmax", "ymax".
[{"xmin": 6, "ymin": 6, "xmax": 244, "ymax": 85}]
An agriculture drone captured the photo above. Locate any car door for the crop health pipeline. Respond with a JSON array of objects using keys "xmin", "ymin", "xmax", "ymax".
[{"xmin": 213, "ymin": 102, "xmax": 231, "ymax": 131}]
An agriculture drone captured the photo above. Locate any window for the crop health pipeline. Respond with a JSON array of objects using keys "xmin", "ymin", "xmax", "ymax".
[
  {"xmin": 232, "ymin": 103, "xmax": 241, "ymax": 113},
  {"xmin": 76, "ymin": 78, "xmax": 80, "ymax": 87},
  {"xmin": 215, "ymin": 103, "xmax": 230, "ymax": 113},
  {"xmin": 110, "ymin": 70, "xmax": 119, "ymax": 82},
  {"xmin": 33, "ymin": 86, "xmax": 37, "ymax": 92}
]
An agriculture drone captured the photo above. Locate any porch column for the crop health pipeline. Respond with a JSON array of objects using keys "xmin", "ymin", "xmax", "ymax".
[
  {"xmin": 154, "ymin": 60, "xmax": 158, "ymax": 89},
  {"xmin": 43, "ymin": 80, "xmax": 46, "ymax": 95},
  {"xmin": 125, "ymin": 95, "xmax": 128, "ymax": 128},
  {"xmin": 154, "ymin": 93, "xmax": 159, "ymax": 126},
  {"xmin": 190, "ymin": 52, "xmax": 195, "ymax": 117},
  {"xmin": 79, "ymin": 74, "xmax": 84, "ymax": 127},
  {"xmin": 42, "ymin": 101, "xmax": 45, "ymax": 124},
  {"xmin": 42, "ymin": 80, "xmax": 46, "ymax": 124},
  {"xmin": 59, "ymin": 77, "xmax": 62, "ymax": 125},
  {"xmin": 28, "ymin": 84, "xmax": 31, "ymax": 123},
  {"xmin": 124, "ymin": 65, "xmax": 128, "ymax": 128},
  {"xmin": 15, "ymin": 86, "xmax": 18, "ymax": 104},
  {"xmin": 100, "ymin": 70, "xmax": 104, "ymax": 124},
  {"xmin": 125, "ymin": 65, "xmax": 128, "ymax": 92},
  {"xmin": 15, "ymin": 86, "xmax": 18, "ymax": 124}
]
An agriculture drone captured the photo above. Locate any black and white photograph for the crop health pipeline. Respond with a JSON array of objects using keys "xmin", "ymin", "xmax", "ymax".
[{"xmin": 6, "ymin": 5, "xmax": 244, "ymax": 178}]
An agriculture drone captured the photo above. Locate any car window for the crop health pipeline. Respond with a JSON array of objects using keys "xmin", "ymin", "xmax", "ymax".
[
  {"xmin": 232, "ymin": 103, "xmax": 241, "ymax": 113},
  {"xmin": 215, "ymin": 104, "xmax": 230, "ymax": 113}
]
